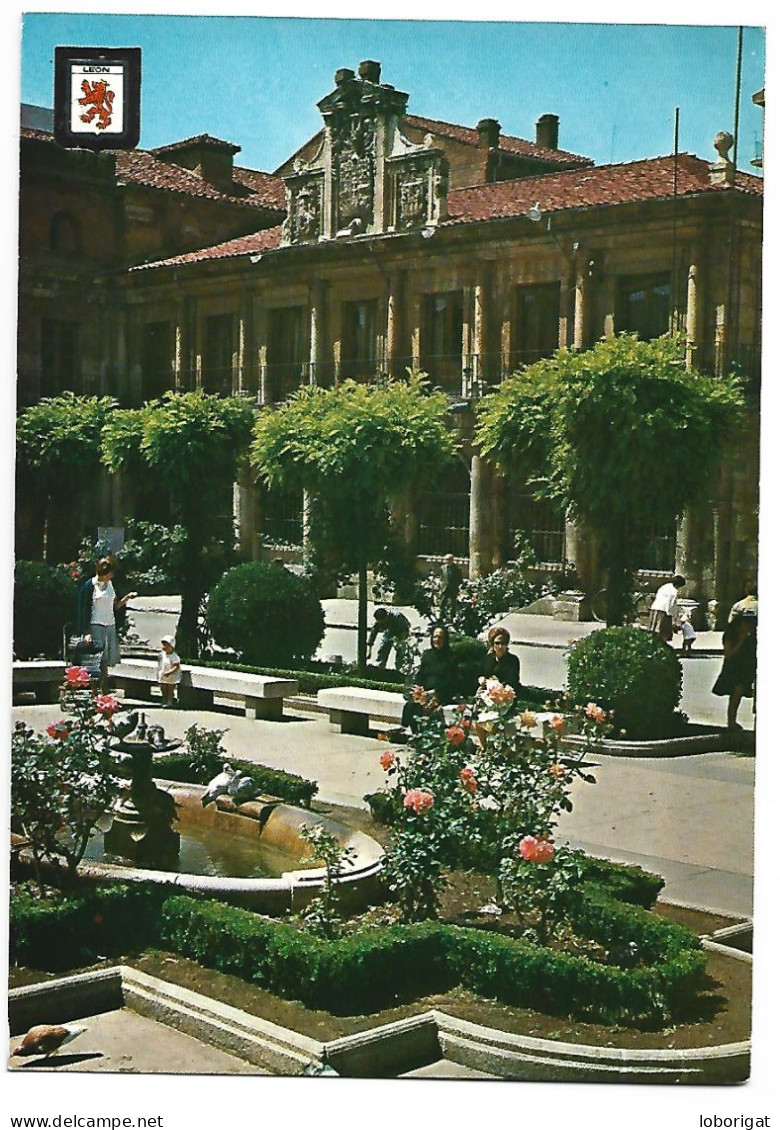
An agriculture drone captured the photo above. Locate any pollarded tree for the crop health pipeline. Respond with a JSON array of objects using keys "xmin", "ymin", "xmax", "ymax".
[
  {"xmin": 16, "ymin": 392, "xmax": 117, "ymax": 561},
  {"xmin": 476, "ymin": 334, "xmax": 743, "ymax": 624},
  {"xmin": 101, "ymin": 391, "xmax": 256, "ymax": 657},
  {"xmin": 250, "ymin": 376, "xmax": 456, "ymax": 672}
]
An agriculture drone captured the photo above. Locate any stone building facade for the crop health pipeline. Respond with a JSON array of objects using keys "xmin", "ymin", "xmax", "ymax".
[{"xmin": 17, "ymin": 63, "xmax": 762, "ymax": 620}]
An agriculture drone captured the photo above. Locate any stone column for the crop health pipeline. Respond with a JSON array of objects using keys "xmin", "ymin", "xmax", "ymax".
[
  {"xmin": 573, "ymin": 256, "xmax": 588, "ymax": 350},
  {"xmin": 256, "ymin": 303, "xmax": 269, "ymax": 405},
  {"xmin": 685, "ymin": 263, "xmax": 700, "ymax": 371},
  {"xmin": 234, "ymin": 461, "xmax": 260, "ymax": 561},
  {"xmin": 309, "ymin": 280, "xmax": 326, "ymax": 385},
  {"xmin": 385, "ymin": 272, "xmax": 405, "ymax": 377},
  {"xmin": 462, "ymin": 286, "xmax": 474, "ymax": 397},
  {"xmin": 469, "ymin": 452, "xmax": 491, "ymax": 578}
]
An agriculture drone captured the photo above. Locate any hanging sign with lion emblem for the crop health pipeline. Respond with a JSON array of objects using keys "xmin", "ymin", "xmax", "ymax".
[{"xmin": 54, "ymin": 47, "xmax": 141, "ymax": 150}]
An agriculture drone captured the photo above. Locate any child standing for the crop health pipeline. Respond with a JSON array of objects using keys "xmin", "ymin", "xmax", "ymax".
[
  {"xmin": 158, "ymin": 634, "xmax": 182, "ymax": 707},
  {"xmin": 678, "ymin": 611, "xmax": 696, "ymax": 655}
]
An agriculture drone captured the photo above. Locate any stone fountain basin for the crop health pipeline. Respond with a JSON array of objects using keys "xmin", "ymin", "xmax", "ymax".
[{"xmin": 20, "ymin": 783, "xmax": 386, "ymax": 916}]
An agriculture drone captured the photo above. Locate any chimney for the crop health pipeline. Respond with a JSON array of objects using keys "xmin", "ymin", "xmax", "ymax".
[
  {"xmin": 536, "ymin": 113, "xmax": 559, "ymax": 151},
  {"xmin": 334, "ymin": 67, "xmax": 355, "ymax": 85},
  {"xmin": 477, "ymin": 118, "xmax": 501, "ymax": 149},
  {"xmin": 358, "ymin": 60, "xmax": 381, "ymax": 83}
]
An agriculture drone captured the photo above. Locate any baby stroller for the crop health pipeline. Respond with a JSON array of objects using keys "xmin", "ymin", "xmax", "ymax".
[{"xmin": 61, "ymin": 624, "xmax": 103, "ymax": 707}]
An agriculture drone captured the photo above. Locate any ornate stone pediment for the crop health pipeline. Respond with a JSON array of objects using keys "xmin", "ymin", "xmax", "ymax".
[
  {"xmin": 283, "ymin": 173, "xmax": 324, "ymax": 244},
  {"xmin": 281, "ymin": 63, "xmax": 449, "ymax": 243}
]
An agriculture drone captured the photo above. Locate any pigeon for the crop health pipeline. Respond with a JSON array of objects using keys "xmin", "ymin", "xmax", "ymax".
[
  {"xmin": 227, "ymin": 774, "xmax": 258, "ymax": 804},
  {"xmin": 12, "ymin": 1024, "xmax": 87, "ymax": 1059},
  {"xmin": 146, "ymin": 724, "xmax": 166, "ymax": 749},
  {"xmin": 201, "ymin": 764, "xmax": 237, "ymax": 807},
  {"xmin": 111, "ymin": 710, "xmax": 139, "ymax": 740}
]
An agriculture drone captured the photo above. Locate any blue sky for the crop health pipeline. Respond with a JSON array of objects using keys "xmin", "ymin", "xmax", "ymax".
[{"xmin": 19, "ymin": 13, "xmax": 766, "ymax": 175}]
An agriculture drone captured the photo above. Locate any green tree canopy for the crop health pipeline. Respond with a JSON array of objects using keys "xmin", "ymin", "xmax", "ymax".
[
  {"xmin": 101, "ymin": 391, "xmax": 256, "ymax": 656},
  {"xmin": 16, "ymin": 392, "xmax": 118, "ymax": 559},
  {"xmin": 476, "ymin": 334, "xmax": 744, "ymax": 623},
  {"xmin": 251, "ymin": 375, "xmax": 456, "ymax": 670}
]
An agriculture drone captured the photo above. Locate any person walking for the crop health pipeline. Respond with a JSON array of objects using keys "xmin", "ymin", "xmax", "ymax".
[
  {"xmin": 728, "ymin": 582, "xmax": 758, "ymax": 623},
  {"xmin": 712, "ymin": 610, "xmax": 757, "ymax": 731},
  {"xmin": 648, "ymin": 575, "xmax": 686, "ymax": 643},
  {"xmin": 439, "ymin": 554, "xmax": 463, "ymax": 622},
  {"xmin": 76, "ymin": 557, "xmax": 136, "ymax": 692},
  {"xmin": 367, "ymin": 607, "xmax": 411, "ymax": 670}
]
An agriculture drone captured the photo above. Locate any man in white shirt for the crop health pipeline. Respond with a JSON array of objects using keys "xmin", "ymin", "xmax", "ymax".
[{"xmin": 648, "ymin": 574, "xmax": 686, "ymax": 642}]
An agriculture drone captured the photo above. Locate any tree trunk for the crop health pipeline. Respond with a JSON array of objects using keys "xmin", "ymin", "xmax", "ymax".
[
  {"xmin": 356, "ymin": 559, "xmax": 368, "ymax": 675},
  {"xmin": 604, "ymin": 537, "xmax": 636, "ymax": 626}
]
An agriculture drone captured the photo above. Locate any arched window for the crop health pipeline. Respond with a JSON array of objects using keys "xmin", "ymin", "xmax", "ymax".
[{"xmin": 49, "ymin": 212, "xmax": 81, "ymax": 255}]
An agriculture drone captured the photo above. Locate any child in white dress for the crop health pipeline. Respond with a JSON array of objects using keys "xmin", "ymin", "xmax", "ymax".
[{"xmin": 158, "ymin": 634, "xmax": 182, "ymax": 707}]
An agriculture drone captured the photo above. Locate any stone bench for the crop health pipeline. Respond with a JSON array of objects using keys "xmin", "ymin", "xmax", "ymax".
[
  {"xmin": 12, "ymin": 660, "xmax": 67, "ymax": 703},
  {"xmin": 317, "ymin": 685, "xmax": 405, "ymax": 735},
  {"xmin": 111, "ymin": 658, "xmax": 297, "ymax": 720}
]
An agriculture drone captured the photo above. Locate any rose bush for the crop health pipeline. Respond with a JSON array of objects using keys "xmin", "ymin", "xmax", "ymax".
[{"xmin": 377, "ymin": 681, "xmax": 611, "ymax": 925}]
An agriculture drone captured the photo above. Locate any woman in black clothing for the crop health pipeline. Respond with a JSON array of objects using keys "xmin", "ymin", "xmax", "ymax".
[
  {"xmin": 484, "ymin": 626, "xmax": 521, "ymax": 696},
  {"xmin": 712, "ymin": 611, "xmax": 757, "ymax": 730},
  {"xmin": 402, "ymin": 624, "xmax": 459, "ymax": 730}
]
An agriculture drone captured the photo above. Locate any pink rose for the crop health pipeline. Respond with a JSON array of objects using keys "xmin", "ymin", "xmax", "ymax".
[
  {"xmin": 585, "ymin": 702, "xmax": 607, "ymax": 724},
  {"xmin": 460, "ymin": 766, "xmax": 477, "ymax": 794},
  {"xmin": 403, "ymin": 788, "xmax": 435, "ymax": 814},
  {"xmin": 95, "ymin": 694, "xmax": 121, "ymax": 717},
  {"xmin": 445, "ymin": 725, "xmax": 466, "ymax": 746},
  {"xmin": 379, "ymin": 751, "xmax": 396, "ymax": 771},
  {"xmin": 548, "ymin": 763, "xmax": 565, "ymax": 779},
  {"xmin": 548, "ymin": 714, "xmax": 565, "ymax": 733},
  {"xmin": 518, "ymin": 835, "xmax": 555, "ymax": 863},
  {"xmin": 65, "ymin": 666, "xmax": 90, "ymax": 688},
  {"xmin": 486, "ymin": 681, "xmax": 516, "ymax": 706},
  {"xmin": 47, "ymin": 721, "xmax": 70, "ymax": 741}
]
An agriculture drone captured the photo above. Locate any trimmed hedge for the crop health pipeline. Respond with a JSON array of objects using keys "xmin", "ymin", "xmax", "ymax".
[
  {"xmin": 196, "ymin": 655, "xmax": 556, "ymax": 705},
  {"xmin": 9, "ymin": 884, "xmax": 167, "ymax": 971},
  {"xmin": 11, "ymin": 874, "xmax": 705, "ymax": 1027},
  {"xmin": 150, "ymin": 753, "xmax": 318, "ymax": 808}
]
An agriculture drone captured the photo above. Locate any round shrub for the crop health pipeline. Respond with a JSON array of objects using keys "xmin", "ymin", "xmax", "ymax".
[
  {"xmin": 14, "ymin": 560, "xmax": 75, "ymax": 659},
  {"xmin": 566, "ymin": 626, "xmax": 683, "ymax": 739},
  {"xmin": 206, "ymin": 561, "xmax": 325, "ymax": 667}
]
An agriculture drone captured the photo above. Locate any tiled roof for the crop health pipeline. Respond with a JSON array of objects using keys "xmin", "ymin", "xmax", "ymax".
[
  {"xmin": 151, "ymin": 133, "xmax": 240, "ymax": 156},
  {"xmin": 402, "ymin": 113, "xmax": 592, "ymax": 165},
  {"xmin": 20, "ymin": 126, "xmax": 285, "ymax": 213},
  {"xmin": 445, "ymin": 154, "xmax": 763, "ymax": 225},
  {"xmin": 131, "ymin": 225, "xmax": 284, "ymax": 270},
  {"xmin": 114, "ymin": 149, "xmax": 285, "ymax": 211}
]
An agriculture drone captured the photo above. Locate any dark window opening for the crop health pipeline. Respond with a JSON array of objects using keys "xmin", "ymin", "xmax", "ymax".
[
  {"xmin": 508, "ymin": 492, "xmax": 565, "ymax": 565},
  {"xmin": 512, "ymin": 283, "xmax": 560, "ymax": 369},
  {"xmin": 262, "ymin": 486, "xmax": 303, "ymax": 548},
  {"xmin": 636, "ymin": 520, "xmax": 677, "ymax": 573},
  {"xmin": 50, "ymin": 212, "xmax": 81, "ymax": 255},
  {"xmin": 342, "ymin": 300, "xmax": 377, "ymax": 380},
  {"xmin": 421, "ymin": 291, "xmax": 464, "ymax": 391},
  {"xmin": 41, "ymin": 318, "xmax": 80, "ymax": 396},
  {"xmin": 617, "ymin": 273, "xmax": 671, "ymax": 341},
  {"xmin": 141, "ymin": 321, "xmax": 174, "ymax": 402},
  {"xmin": 202, "ymin": 314, "xmax": 234, "ymax": 396},
  {"xmin": 267, "ymin": 306, "xmax": 307, "ymax": 403},
  {"xmin": 418, "ymin": 461, "xmax": 470, "ymax": 558}
]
